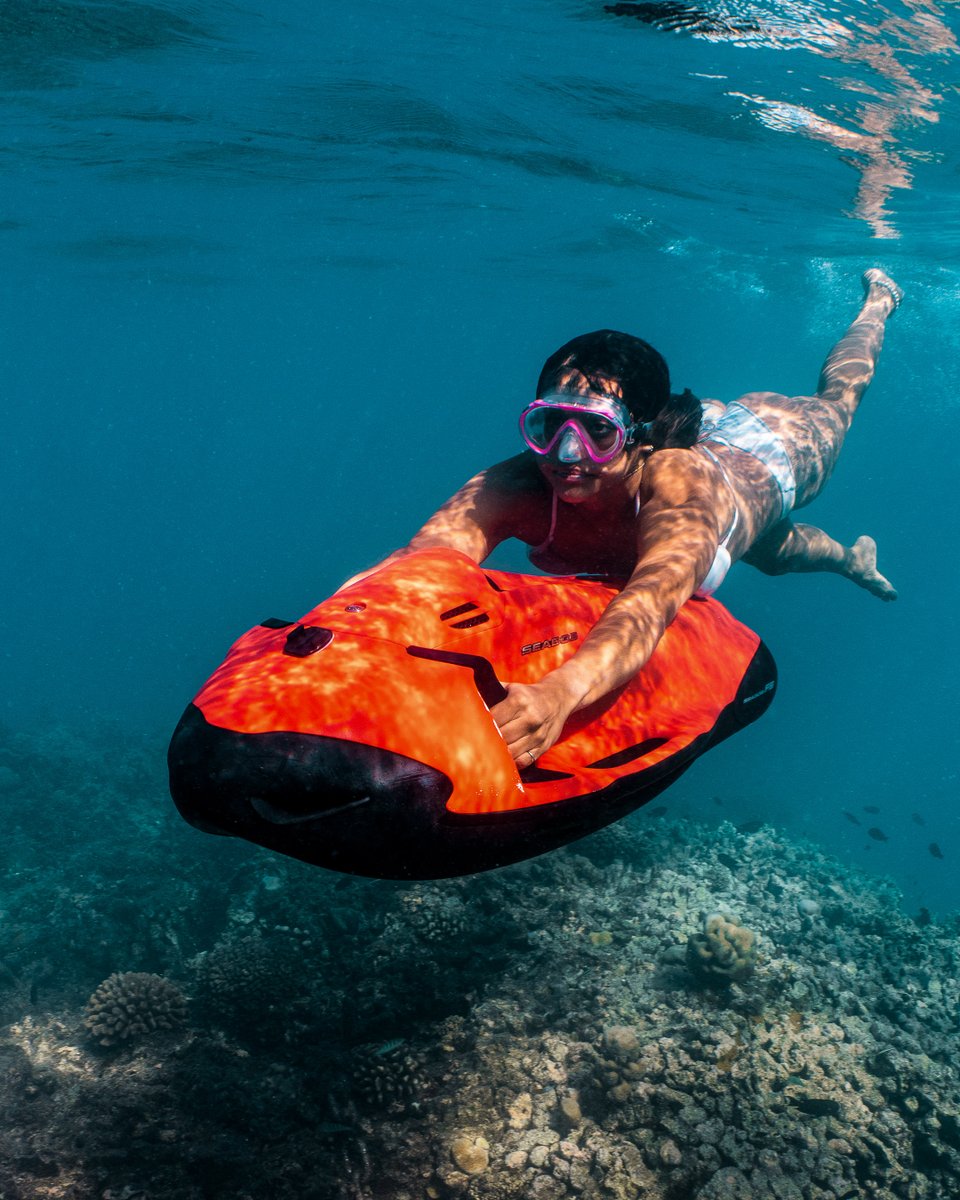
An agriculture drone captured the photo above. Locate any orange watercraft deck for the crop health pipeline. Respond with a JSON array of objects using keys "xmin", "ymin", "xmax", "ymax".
[{"xmin": 168, "ymin": 548, "xmax": 776, "ymax": 878}]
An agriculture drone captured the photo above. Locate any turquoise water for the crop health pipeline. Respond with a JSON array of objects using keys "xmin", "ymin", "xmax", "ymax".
[{"xmin": 2, "ymin": 0, "xmax": 959, "ymax": 917}]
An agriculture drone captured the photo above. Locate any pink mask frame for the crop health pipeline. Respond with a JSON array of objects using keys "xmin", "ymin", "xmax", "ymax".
[{"xmin": 519, "ymin": 394, "xmax": 636, "ymax": 464}]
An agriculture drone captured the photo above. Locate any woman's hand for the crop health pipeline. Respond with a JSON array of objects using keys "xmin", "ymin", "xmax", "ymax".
[{"xmin": 490, "ymin": 674, "xmax": 581, "ymax": 767}]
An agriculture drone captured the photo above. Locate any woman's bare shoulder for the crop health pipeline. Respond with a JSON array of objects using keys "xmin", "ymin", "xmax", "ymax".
[
  {"xmin": 640, "ymin": 447, "xmax": 714, "ymax": 505},
  {"xmin": 450, "ymin": 454, "xmax": 549, "ymax": 545},
  {"xmin": 469, "ymin": 455, "xmax": 549, "ymax": 516},
  {"xmin": 480, "ymin": 453, "xmax": 546, "ymax": 494}
]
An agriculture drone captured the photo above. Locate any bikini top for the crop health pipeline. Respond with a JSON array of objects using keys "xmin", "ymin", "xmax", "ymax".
[{"xmin": 527, "ymin": 480, "xmax": 736, "ymax": 597}]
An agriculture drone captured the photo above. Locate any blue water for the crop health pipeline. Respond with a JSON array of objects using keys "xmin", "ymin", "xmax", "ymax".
[{"xmin": 2, "ymin": 0, "xmax": 959, "ymax": 910}]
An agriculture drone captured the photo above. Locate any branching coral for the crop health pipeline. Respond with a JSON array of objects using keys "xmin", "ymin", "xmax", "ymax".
[
  {"xmin": 84, "ymin": 971, "xmax": 187, "ymax": 1047},
  {"xmin": 353, "ymin": 1040, "xmax": 425, "ymax": 1108},
  {"xmin": 195, "ymin": 934, "xmax": 298, "ymax": 1018}
]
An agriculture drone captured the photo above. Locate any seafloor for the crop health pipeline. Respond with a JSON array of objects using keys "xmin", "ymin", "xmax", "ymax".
[{"xmin": 1, "ymin": 723, "xmax": 958, "ymax": 1200}]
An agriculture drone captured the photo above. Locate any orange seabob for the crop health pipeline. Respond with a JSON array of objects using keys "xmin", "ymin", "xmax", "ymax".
[{"xmin": 169, "ymin": 548, "xmax": 775, "ymax": 878}]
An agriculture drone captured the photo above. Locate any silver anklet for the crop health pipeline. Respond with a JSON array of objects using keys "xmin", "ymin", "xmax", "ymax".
[{"xmin": 871, "ymin": 276, "xmax": 901, "ymax": 311}]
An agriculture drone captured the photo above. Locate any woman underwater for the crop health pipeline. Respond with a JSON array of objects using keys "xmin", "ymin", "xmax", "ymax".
[{"xmin": 348, "ymin": 269, "xmax": 901, "ymax": 767}]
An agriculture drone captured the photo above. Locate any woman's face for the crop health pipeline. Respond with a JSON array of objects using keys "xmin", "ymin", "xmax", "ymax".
[{"xmin": 534, "ymin": 373, "xmax": 645, "ymax": 505}]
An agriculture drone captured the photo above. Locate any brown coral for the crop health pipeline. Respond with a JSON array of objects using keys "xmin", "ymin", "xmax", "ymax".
[
  {"xmin": 686, "ymin": 913, "xmax": 758, "ymax": 985},
  {"xmin": 84, "ymin": 971, "xmax": 187, "ymax": 1047}
]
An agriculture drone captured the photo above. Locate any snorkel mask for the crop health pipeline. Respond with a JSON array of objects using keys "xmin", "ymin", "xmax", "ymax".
[{"xmin": 519, "ymin": 393, "xmax": 638, "ymax": 465}]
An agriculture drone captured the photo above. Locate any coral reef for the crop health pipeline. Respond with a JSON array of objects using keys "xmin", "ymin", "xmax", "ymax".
[
  {"xmin": 2, "ymin": 724, "xmax": 960, "ymax": 1198},
  {"xmin": 407, "ymin": 890, "xmax": 470, "ymax": 946},
  {"xmin": 352, "ymin": 1040, "xmax": 426, "ymax": 1109},
  {"xmin": 194, "ymin": 934, "xmax": 301, "ymax": 1021},
  {"xmin": 84, "ymin": 971, "xmax": 187, "ymax": 1047},
  {"xmin": 685, "ymin": 912, "xmax": 758, "ymax": 985}
]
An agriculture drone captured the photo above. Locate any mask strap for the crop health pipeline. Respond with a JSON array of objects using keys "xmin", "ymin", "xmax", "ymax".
[{"xmin": 632, "ymin": 420, "xmax": 654, "ymax": 444}]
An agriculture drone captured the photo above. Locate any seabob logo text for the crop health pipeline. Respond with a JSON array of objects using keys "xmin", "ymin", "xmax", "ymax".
[{"xmin": 521, "ymin": 631, "xmax": 579, "ymax": 656}]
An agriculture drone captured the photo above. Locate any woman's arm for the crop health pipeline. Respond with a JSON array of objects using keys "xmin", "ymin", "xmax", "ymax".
[
  {"xmin": 336, "ymin": 456, "xmax": 542, "ymax": 591},
  {"xmin": 491, "ymin": 452, "xmax": 723, "ymax": 758}
]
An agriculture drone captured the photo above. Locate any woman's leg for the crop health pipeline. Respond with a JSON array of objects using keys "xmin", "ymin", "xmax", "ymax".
[
  {"xmin": 744, "ymin": 518, "xmax": 897, "ymax": 600},
  {"xmin": 743, "ymin": 269, "xmax": 903, "ymax": 507},
  {"xmin": 814, "ymin": 268, "xmax": 902, "ymax": 430}
]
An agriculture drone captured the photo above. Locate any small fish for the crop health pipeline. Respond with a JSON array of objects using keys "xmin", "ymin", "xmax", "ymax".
[
  {"xmin": 912, "ymin": 813, "xmax": 926, "ymax": 826},
  {"xmin": 929, "ymin": 842, "xmax": 944, "ymax": 860},
  {"xmin": 373, "ymin": 1039, "xmax": 405, "ymax": 1058},
  {"xmin": 314, "ymin": 1122, "xmax": 356, "ymax": 1136},
  {"xmin": 842, "ymin": 810, "xmax": 861, "ymax": 826},
  {"xmin": 712, "ymin": 796, "xmax": 723, "ymax": 806},
  {"xmin": 863, "ymin": 805, "xmax": 881, "ymax": 814},
  {"xmin": 647, "ymin": 805, "xmax": 668, "ymax": 818},
  {"xmin": 736, "ymin": 818, "xmax": 764, "ymax": 834},
  {"xmin": 867, "ymin": 827, "xmax": 888, "ymax": 842}
]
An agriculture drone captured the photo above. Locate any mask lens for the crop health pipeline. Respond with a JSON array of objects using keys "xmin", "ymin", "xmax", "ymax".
[
  {"xmin": 521, "ymin": 401, "xmax": 628, "ymax": 461},
  {"xmin": 521, "ymin": 406, "xmax": 561, "ymax": 449},
  {"xmin": 578, "ymin": 414, "xmax": 620, "ymax": 454}
]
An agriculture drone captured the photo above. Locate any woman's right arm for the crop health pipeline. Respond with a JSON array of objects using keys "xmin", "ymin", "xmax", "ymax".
[{"xmin": 336, "ymin": 456, "xmax": 540, "ymax": 591}]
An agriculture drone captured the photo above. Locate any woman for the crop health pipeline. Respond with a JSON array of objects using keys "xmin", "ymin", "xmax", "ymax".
[{"xmin": 348, "ymin": 269, "xmax": 901, "ymax": 767}]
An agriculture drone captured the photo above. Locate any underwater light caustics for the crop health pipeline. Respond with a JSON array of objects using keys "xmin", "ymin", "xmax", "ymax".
[{"xmin": 168, "ymin": 548, "xmax": 776, "ymax": 879}]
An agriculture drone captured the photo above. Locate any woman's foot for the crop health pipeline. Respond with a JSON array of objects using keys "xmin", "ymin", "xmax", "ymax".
[
  {"xmin": 862, "ymin": 268, "xmax": 903, "ymax": 315},
  {"xmin": 847, "ymin": 535, "xmax": 898, "ymax": 601}
]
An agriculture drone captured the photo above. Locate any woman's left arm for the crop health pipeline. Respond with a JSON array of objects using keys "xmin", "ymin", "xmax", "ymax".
[{"xmin": 491, "ymin": 454, "xmax": 721, "ymax": 761}]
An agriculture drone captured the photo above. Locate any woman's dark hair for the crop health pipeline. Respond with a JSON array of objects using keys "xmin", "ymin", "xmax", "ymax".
[{"xmin": 536, "ymin": 329, "xmax": 701, "ymax": 449}]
